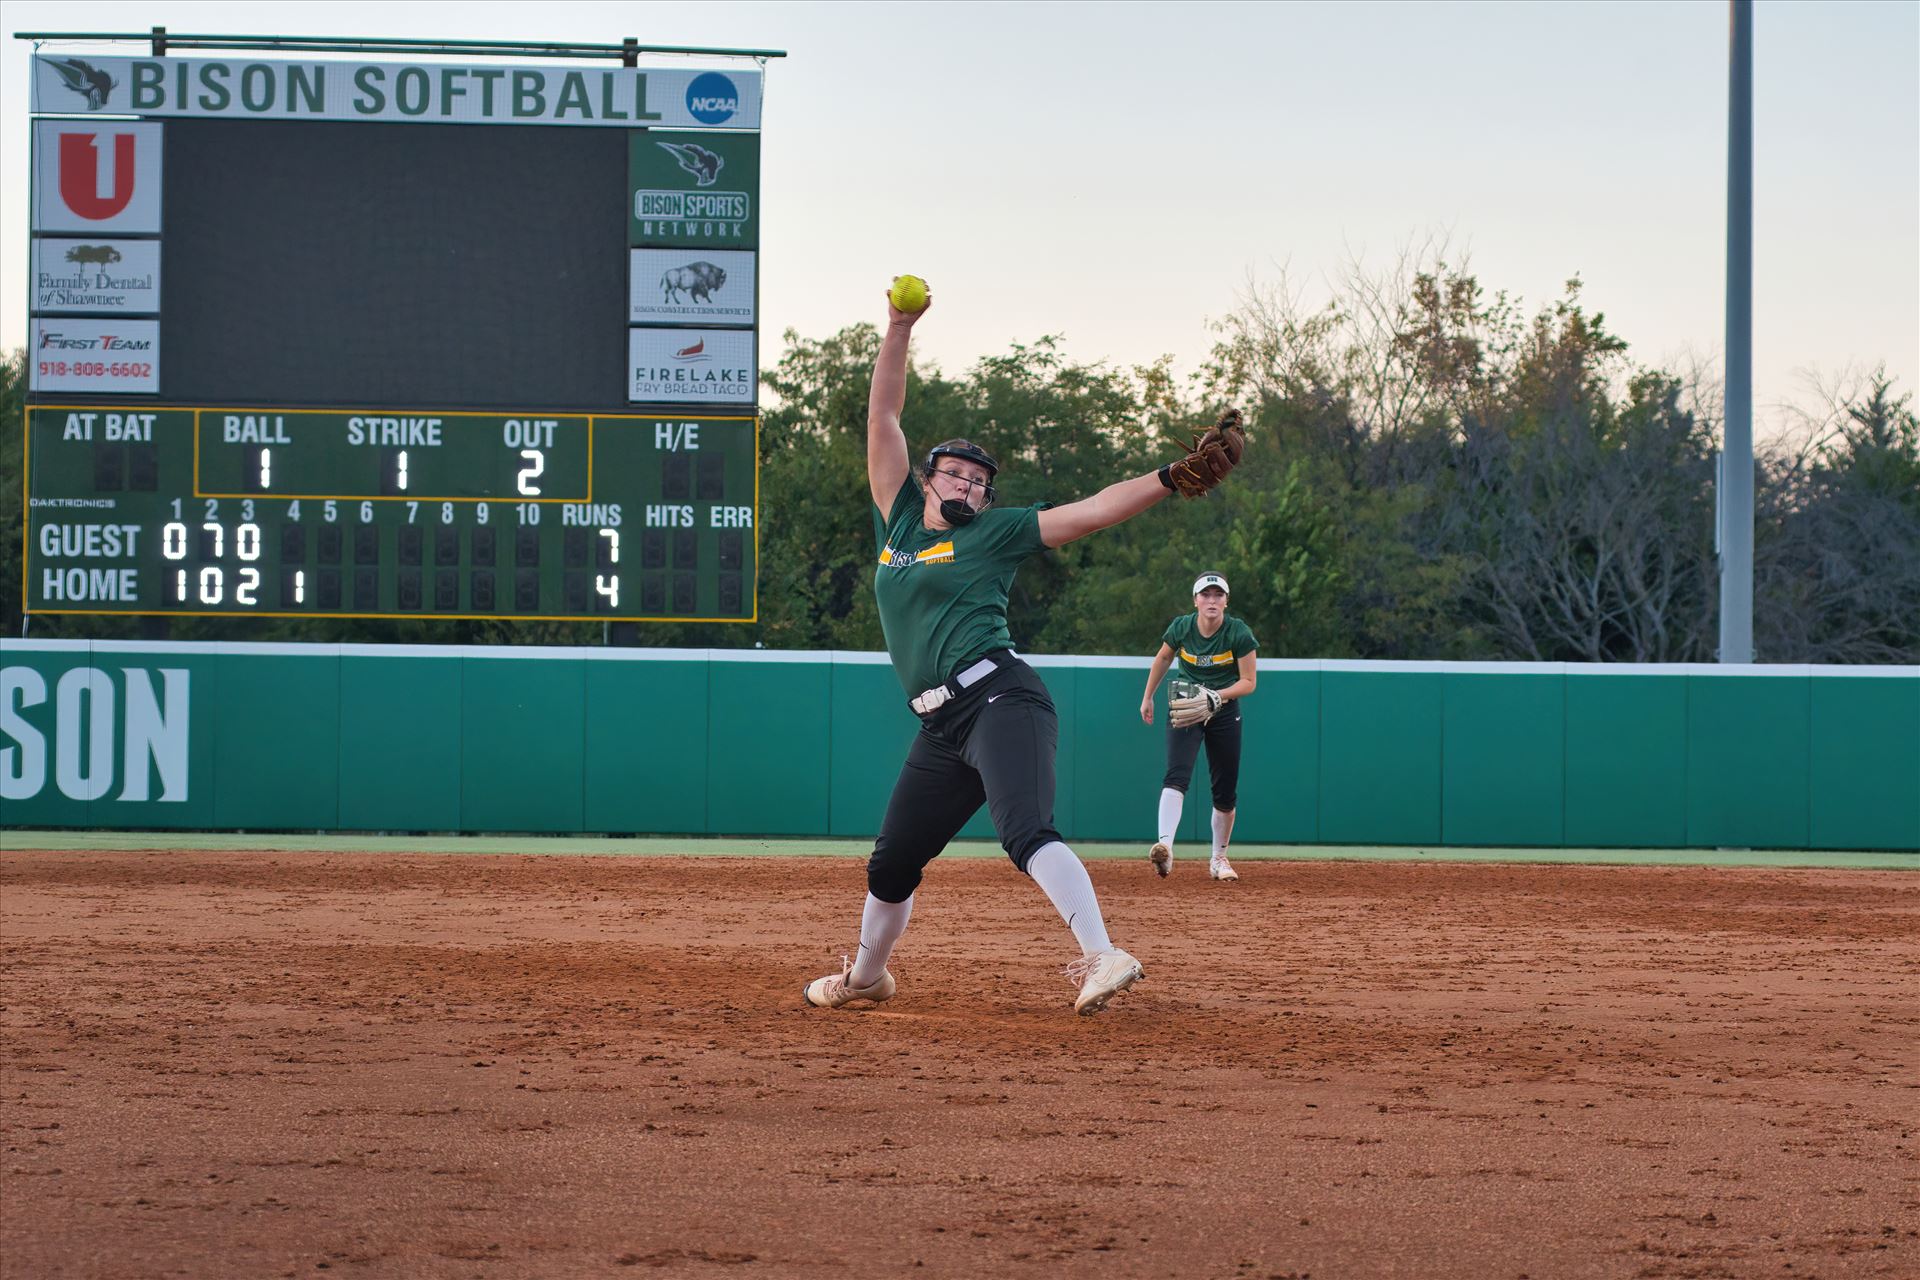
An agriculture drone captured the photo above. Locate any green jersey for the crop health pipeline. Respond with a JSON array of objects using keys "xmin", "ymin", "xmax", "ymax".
[
  {"xmin": 873, "ymin": 476, "xmax": 1049, "ymax": 697},
  {"xmin": 1163, "ymin": 612, "xmax": 1258, "ymax": 691}
]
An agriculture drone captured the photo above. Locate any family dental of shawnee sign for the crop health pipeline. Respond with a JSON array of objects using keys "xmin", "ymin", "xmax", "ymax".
[
  {"xmin": 30, "ymin": 55, "xmax": 762, "ymax": 128},
  {"xmin": 21, "ymin": 33, "xmax": 778, "ymax": 624}
]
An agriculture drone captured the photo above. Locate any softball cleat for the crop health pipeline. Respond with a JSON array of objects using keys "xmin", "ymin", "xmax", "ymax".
[
  {"xmin": 1209, "ymin": 855, "xmax": 1239, "ymax": 882},
  {"xmin": 803, "ymin": 955, "xmax": 896, "ymax": 1008},
  {"xmin": 1149, "ymin": 841, "xmax": 1172, "ymax": 878},
  {"xmin": 1067, "ymin": 948, "xmax": 1144, "ymax": 1015}
]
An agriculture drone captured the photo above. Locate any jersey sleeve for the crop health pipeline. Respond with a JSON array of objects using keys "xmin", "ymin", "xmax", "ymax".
[
  {"xmin": 972, "ymin": 503, "xmax": 1048, "ymax": 562},
  {"xmin": 873, "ymin": 474, "xmax": 921, "ymax": 555},
  {"xmin": 1161, "ymin": 616, "xmax": 1184, "ymax": 648},
  {"xmin": 1233, "ymin": 618, "xmax": 1260, "ymax": 654}
]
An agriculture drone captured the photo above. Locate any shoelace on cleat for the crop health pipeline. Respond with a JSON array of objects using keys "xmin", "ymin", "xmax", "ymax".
[
  {"xmin": 823, "ymin": 952, "xmax": 853, "ymax": 999},
  {"xmin": 1063, "ymin": 953, "xmax": 1104, "ymax": 985}
]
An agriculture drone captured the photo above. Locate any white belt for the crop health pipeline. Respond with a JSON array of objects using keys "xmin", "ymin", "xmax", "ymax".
[{"xmin": 911, "ymin": 652, "xmax": 1015, "ymax": 716}]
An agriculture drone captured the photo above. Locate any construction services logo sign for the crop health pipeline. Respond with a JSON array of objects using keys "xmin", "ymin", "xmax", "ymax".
[
  {"xmin": 32, "ymin": 239, "xmax": 162, "ymax": 314},
  {"xmin": 630, "ymin": 249, "xmax": 755, "ymax": 326},
  {"xmin": 628, "ymin": 329, "xmax": 756, "ymax": 406},
  {"xmin": 629, "ymin": 131, "xmax": 759, "ymax": 249},
  {"xmin": 31, "ymin": 55, "xmax": 762, "ymax": 130},
  {"xmin": 33, "ymin": 121, "xmax": 163, "ymax": 234}
]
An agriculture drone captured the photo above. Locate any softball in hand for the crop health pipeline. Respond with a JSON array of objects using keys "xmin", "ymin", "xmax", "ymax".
[{"xmin": 889, "ymin": 274, "xmax": 931, "ymax": 314}]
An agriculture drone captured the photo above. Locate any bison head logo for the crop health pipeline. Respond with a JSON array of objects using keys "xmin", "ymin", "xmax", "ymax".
[
  {"xmin": 49, "ymin": 58, "xmax": 117, "ymax": 110},
  {"xmin": 657, "ymin": 141, "xmax": 724, "ymax": 188}
]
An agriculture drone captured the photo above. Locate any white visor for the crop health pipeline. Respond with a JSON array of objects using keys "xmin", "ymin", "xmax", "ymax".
[{"xmin": 1192, "ymin": 573, "xmax": 1229, "ymax": 596}]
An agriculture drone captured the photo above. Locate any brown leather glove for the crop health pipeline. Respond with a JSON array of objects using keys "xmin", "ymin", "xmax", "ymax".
[{"xmin": 1164, "ymin": 408, "xmax": 1247, "ymax": 498}]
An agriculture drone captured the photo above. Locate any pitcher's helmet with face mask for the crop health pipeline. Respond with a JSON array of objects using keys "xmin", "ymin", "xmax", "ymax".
[{"xmin": 923, "ymin": 439, "xmax": 999, "ymax": 525}]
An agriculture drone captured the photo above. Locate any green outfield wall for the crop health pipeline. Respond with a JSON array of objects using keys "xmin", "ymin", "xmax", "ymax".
[{"xmin": 2, "ymin": 642, "xmax": 1915, "ymax": 851}]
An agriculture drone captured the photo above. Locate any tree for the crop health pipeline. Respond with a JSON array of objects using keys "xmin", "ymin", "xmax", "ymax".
[
  {"xmin": 0, "ymin": 351, "xmax": 23, "ymax": 638},
  {"xmin": 1754, "ymin": 370, "xmax": 1920, "ymax": 663}
]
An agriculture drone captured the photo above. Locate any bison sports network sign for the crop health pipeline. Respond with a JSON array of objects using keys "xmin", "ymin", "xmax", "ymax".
[
  {"xmin": 31, "ymin": 55, "xmax": 762, "ymax": 129},
  {"xmin": 627, "ymin": 131, "xmax": 759, "ymax": 248}
]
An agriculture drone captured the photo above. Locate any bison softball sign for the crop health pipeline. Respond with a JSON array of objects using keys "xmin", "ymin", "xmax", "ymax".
[{"xmin": 31, "ymin": 55, "xmax": 763, "ymax": 130}]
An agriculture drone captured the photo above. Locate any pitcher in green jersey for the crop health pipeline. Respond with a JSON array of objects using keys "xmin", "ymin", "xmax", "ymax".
[
  {"xmin": 805, "ymin": 285, "xmax": 1243, "ymax": 1016},
  {"xmin": 1138, "ymin": 573, "xmax": 1259, "ymax": 881}
]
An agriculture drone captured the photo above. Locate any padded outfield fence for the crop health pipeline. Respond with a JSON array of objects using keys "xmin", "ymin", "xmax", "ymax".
[{"xmin": 1, "ymin": 640, "xmax": 1915, "ymax": 851}]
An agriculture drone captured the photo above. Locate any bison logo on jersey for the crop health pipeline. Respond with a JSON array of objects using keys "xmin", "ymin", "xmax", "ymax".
[{"xmin": 879, "ymin": 541, "xmax": 956, "ymax": 569}]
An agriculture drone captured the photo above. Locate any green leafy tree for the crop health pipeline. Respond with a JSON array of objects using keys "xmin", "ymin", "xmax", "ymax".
[
  {"xmin": 1755, "ymin": 369, "xmax": 1920, "ymax": 662},
  {"xmin": 0, "ymin": 350, "xmax": 23, "ymax": 637}
]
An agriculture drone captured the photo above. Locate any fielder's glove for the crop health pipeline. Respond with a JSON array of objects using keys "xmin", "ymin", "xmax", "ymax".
[
  {"xmin": 1162, "ymin": 408, "xmax": 1248, "ymax": 499},
  {"xmin": 1168, "ymin": 685, "xmax": 1223, "ymax": 728}
]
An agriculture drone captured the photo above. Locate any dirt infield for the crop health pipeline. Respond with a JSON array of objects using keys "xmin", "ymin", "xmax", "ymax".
[{"xmin": 2, "ymin": 851, "xmax": 1915, "ymax": 1279}]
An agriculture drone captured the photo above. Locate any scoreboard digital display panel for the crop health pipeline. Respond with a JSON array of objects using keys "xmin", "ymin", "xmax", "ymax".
[
  {"xmin": 23, "ymin": 48, "xmax": 765, "ymax": 622},
  {"xmin": 26, "ymin": 405, "xmax": 755, "ymax": 619}
]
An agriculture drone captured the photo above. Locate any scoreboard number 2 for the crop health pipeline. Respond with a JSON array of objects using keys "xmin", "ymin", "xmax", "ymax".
[{"xmin": 517, "ymin": 449, "xmax": 545, "ymax": 496}]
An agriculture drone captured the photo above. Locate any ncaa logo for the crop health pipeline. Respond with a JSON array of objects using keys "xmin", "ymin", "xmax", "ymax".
[{"xmin": 685, "ymin": 72, "xmax": 738, "ymax": 125}]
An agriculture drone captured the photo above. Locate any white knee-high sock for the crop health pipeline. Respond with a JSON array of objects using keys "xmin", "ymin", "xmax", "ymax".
[
  {"xmin": 848, "ymin": 892, "xmax": 912, "ymax": 987},
  {"xmin": 1027, "ymin": 841, "xmax": 1114, "ymax": 957},
  {"xmin": 1158, "ymin": 787, "xmax": 1185, "ymax": 847},
  {"xmin": 1212, "ymin": 808, "xmax": 1237, "ymax": 856}
]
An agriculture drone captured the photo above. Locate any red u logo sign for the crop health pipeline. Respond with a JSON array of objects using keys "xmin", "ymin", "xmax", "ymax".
[{"xmin": 58, "ymin": 132, "xmax": 136, "ymax": 220}]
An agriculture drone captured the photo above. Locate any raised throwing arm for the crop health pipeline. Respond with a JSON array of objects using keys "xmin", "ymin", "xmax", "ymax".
[{"xmin": 867, "ymin": 296, "xmax": 925, "ymax": 510}]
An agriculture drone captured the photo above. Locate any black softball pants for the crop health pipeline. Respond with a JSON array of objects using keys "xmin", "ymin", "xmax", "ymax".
[
  {"xmin": 1162, "ymin": 707, "xmax": 1243, "ymax": 812},
  {"xmin": 866, "ymin": 661, "xmax": 1064, "ymax": 904}
]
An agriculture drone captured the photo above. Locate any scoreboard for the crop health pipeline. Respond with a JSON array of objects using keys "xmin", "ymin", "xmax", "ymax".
[
  {"xmin": 26, "ymin": 405, "xmax": 754, "ymax": 619},
  {"xmin": 22, "ymin": 43, "xmax": 768, "ymax": 622}
]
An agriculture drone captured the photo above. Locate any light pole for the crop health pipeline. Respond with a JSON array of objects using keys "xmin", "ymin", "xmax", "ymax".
[{"xmin": 1719, "ymin": 0, "xmax": 1755, "ymax": 663}]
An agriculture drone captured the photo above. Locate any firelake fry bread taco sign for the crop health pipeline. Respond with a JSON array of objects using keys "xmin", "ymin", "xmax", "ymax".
[{"xmin": 32, "ymin": 55, "xmax": 763, "ymax": 129}]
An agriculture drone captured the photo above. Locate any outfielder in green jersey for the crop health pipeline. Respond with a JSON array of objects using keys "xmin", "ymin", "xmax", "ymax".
[{"xmin": 1138, "ymin": 573, "xmax": 1259, "ymax": 881}]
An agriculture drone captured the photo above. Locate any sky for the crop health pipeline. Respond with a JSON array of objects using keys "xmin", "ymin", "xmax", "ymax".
[{"xmin": 3, "ymin": 0, "xmax": 1916, "ymax": 432}]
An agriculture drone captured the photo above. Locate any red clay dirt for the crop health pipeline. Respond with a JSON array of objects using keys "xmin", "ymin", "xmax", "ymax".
[{"xmin": 1, "ymin": 851, "xmax": 1915, "ymax": 1279}]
